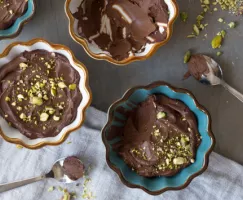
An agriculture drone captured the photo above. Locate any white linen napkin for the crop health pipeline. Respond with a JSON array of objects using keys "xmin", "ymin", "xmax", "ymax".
[{"xmin": 0, "ymin": 107, "xmax": 243, "ymax": 200}]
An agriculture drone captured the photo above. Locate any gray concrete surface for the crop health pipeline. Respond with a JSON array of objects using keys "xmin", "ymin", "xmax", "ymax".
[{"xmin": 1, "ymin": 0, "xmax": 243, "ymax": 165}]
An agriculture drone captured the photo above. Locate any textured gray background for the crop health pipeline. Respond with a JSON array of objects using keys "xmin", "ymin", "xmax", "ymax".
[{"xmin": 1, "ymin": 0, "xmax": 243, "ymax": 165}]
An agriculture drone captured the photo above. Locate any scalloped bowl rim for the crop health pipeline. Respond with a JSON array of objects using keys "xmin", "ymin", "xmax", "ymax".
[
  {"xmin": 0, "ymin": 0, "xmax": 35, "ymax": 39},
  {"xmin": 102, "ymin": 81, "xmax": 215, "ymax": 195},
  {"xmin": 65, "ymin": 0, "xmax": 179, "ymax": 65},
  {"xmin": 0, "ymin": 39, "xmax": 92, "ymax": 149}
]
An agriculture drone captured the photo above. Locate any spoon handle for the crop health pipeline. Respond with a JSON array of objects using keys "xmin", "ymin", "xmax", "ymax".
[
  {"xmin": 0, "ymin": 175, "xmax": 45, "ymax": 193},
  {"xmin": 221, "ymin": 80, "xmax": 243, "ymax": 103}
]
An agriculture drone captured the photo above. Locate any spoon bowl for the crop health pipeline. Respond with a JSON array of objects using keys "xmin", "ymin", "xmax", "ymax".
[
  {"xmin": 198, "ymin": 54, "xmax": 243, "ymax": 103},
  {"xmin": 0, "ymin": 156, "xmax": 83, "ymax": 193}
]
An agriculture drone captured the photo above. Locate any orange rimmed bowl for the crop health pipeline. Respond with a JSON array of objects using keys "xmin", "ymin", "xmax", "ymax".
[
  {"xmin": 0, "ymin": 38, "xmax": 92, "ymax": 149},
  {"xmin": 65, "ymin": 0, "xmax": 179, "ymax": 65}
]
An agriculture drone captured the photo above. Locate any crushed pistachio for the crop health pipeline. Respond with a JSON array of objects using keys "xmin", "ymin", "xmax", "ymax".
[
  {"xmin": 173, "ymin": 157, "xmax": 186, "ymax": 165},
  {"xmin": 53, "ymin": 115, "xmax": 60, "ymax": 121},
  {"xmin": 218, "ymin": 18, "xmax": 224, "ymax": 23},
  {"xmin": 184, "ymin": 50, "xmax": 191, "ymax": 63},
  {"xmin": 16, "ymin": 144, "xmax": 23, "ymax": 149},
  {"xmin": 30, "ymin": 97, "xmax": 43, "ymax": 106},
  {"xmin": 51, "ymin": 88, "xmax": 57, "ymax": 96},
  {"xmin": 5, "ymin": 96, "xmax": 10, "ymax": 102},
  {"xmin": 47, "ymin": 186, "xmax": 55, "ymax": 192},
  {"xmin": 69, "ymin": 84, "xmax": 77, "ymax": 90},
  {"xmin": 217, "ymin": 51, "xmax": 222, "ymax": 56},
  {"xmin": 157, "ymin": 112, "xmax": 166, "ymax": 119},
  {"xmin": 180, "ymin": 12, "xmax": 188, "ymax": 22},
  {"xmin": 58, "ymin": 82, "xmax": 67, "ymax": 89},
  {"xmin": 40, "ymin": 113, "xmax": 49, "ymax": 122},
  {"xmin": 193, "ymin": 24, "xmax": 200, "ymax": 36},
  {"xmin": 19, "ymin": 113, "xmax": 26, "ymax": 119},
  {"xmin": 228, "ymin": 21, "xmax": 236, "ymax": 28},
  {"xmin": 211, "ymin": 35, "xmax": 222, "ymax": 49}
]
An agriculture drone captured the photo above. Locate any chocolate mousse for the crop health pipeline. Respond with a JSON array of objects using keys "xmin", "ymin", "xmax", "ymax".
[
  {"xmin": 0, "ymin": 50, "xmax": 82, "ymax": 139},
  {"xmin": 109, "ymin": 95, "xmax": 201, "ymax": 177},
  {"xmin": 0, "ymin": 0, "xmax": 28, "ymax": 30},
  {"xmin": 73, "ymin": 0, "xmax": 169, "ymax": 61},
  {"xmin": 184, "ymin": 54, "xmax": 209, "ymax": 80},
  {"xmin": 63, "ymin": 156, "xmax": 84, "ymax": 181}
]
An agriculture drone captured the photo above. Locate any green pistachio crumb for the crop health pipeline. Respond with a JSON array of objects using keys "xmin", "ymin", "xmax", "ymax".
[
  {"xmin": 218, "ymin": 18, "xmax": 224, "ymax": 23},
  {"xmin": 47, "ymin": 186, "xmax": 54, "ymax": 192},
  {"xmin": 157, "ymin": 112, "xmax": 166, "ymax": 119},
  {"xmin": 217, "ymin": 51, "xmax": 222, "ymax": 56},
  {"xmin": 228, "ymin": 22, "xmax": 236, "ymax": 28},
  {"xmin": 180, "ymin": 12, "xmax": 188, "ymax": 22},
  {"xmin": 211, "ymin": 35, "xmax": 222, "ymax": 49},
  {"xmin": 16, "ymin": 144, "xmax": 23, "ymax": 149},
  {"xmin": 58, "ymin": 82, "xmax": 67, "ymax": 89},
  {"xmin": 53, "ymin": 115, "xmax": 60, "ymax": 121},
  {"xmin": 30, "ymin": 97, "xmax": 43, "ymax": 106},
  {"xmin": 40, "ymin": 113, "xmax": 49, "ymax": 122},
  {"xmin": 19, "ymin": 113, "xmax": 26, "ymax": 119},
  {"xmin": 184, "ymin": 50, "xmax": 191, "ymax": 63},
  {"xmin": 187, "ymin": 34, "xmax": 196, "ymax": 38},
  {"xmin": 51, "ymin": 88, "xmax": 56, "ymax": 96},
  {"xmin": 5, "ymin": 96, "xmax": 10, "ymax": 102},
  {"xmin": 11, "ymin": 102, "xmax": 16, "ymax": 106},
  {"xmin": 173, "ymin": 157, "xmax": 186, "ymax": 165},
  {"xmin": 193, "ymin": 24, "xmax": 200, "ymax": 35},
  {"xmin": 69, "ymin": 84, "xmax": 77, "ymax": 90}
]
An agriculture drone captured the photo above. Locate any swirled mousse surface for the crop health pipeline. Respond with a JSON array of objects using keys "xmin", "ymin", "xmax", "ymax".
[
  {"xmin": 73, "ymin": 0, "xmax": 169, "ymax": 61},
  {"xmin": 0, "ymin": 0, "xmax": 28, "ymax": 30},
  {"xmin": 0, "ymin": 50, "xmax": 82, "ymax": 139},
  {"xmin": 109, "ymin": 95, "xmax": 201, "ymax": 177},
  {"xmin": 63, "ymin": 156, "xmax": 84, "ymax": 181}
]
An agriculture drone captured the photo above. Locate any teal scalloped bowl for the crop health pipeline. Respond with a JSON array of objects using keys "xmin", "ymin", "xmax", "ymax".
[
  {"xmin": 102, "ymin": 81, "xmax": 215, "ymax": 195},
  {"xmin": 0, "ymin": 0, "xmax": 36, "ymax": 40}
]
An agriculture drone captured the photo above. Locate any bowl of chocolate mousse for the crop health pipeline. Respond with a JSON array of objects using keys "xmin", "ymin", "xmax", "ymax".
[
  {"xmin": 0, "ymin": 0, "xmax": 36, "ymax": 40},
  {"xmin": 65, "ymin": 0, "xmax": 178, "ymax": 65},
  {"xmin": 102, "ymin": 81, "xmax": 215, "ymax": 195},
  {"xmin": 0, "ymin": 38, "xmax": 91, "ymax": 149}
]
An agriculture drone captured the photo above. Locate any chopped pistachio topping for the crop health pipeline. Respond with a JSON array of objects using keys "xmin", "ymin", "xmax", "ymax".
[
  {"xmin": 19, "ymin": 62, "xmax": 28, "ymax": 70},
  {"xmin": 53, "ymin": 115, "xmax": 60, "ymax": 121},
  {"xmin": 180, "ymin": 12, "xmax": 188, "ymax": 22},
  {"xmin": 16, "ymin": 144, "xmax": 23, "ymax": 149},
  {"xmin": 217, "ymin": 51, "xmax": 222, "ymax": 56},
  {"xmin": 218, "ymin": 18, "xmax": 224, "ymax": 23},
  {"xmin": 69, "ymin": 83, "xmax": 77, "ymax": 90},
  {"xmin": 157, "ymin": 112, "xmax": 166, "ymax": 119},
  {"xmin": 173, "ymin": 157, "xmax": 186, "ymax": 165},
  {"xmin": 211, "ymin": 35, "xmax": 222, "ymax": 49},
  {"xmin": 5, "ymin": 96, "xmax": 10, "ymax": 102},
  {"xmin": 58, "ymin": 82, "xmax": 67, "ymax": 89},
  {"xmin": 19, "ymin": 113, "xmax": 26, "ymax": 119},
  {"xmin": 40, "ymin": 113, "xmax": 49, "ymax": 122},
  {"xmin": 228, "ymin": 21, "xmax": 236, "ymax": 28},
  {"xmin": 47, "ymin": 186, "xmax": 54, "ymax": 192},
  {"xmin": 184, "ymin": 50, "xmax": 191, "ymax": 63},
  {"xmin": 30, "ymin": 97, "xmax": 43, "ymax": 106},
  {"xmin": 51, "ymin": 88, "xmax": 56, "ymax": 96}
]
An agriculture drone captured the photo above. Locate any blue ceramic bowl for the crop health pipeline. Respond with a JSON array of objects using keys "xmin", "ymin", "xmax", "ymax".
[
  {"xmin": 102, "ymin": 81, "xmax": 215, "ymax": 195},
  {"xmin": 0, "ymin": 0, "xmax": 36, "ymax": 40}
]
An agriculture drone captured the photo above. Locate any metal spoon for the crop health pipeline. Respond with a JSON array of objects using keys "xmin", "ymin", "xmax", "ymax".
[
  {"xmin": 0, "ymin": 157, "xmax": 80, "ymax": 193},
  {"xmin": 199, "ymin": 55, "xmax": 243, "ymax": 102}
]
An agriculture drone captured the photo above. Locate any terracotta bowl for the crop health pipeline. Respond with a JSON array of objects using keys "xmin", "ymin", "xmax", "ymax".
[
  {"xmin": 102, "ymin": 81, "xmax": 215, "ymax": 195},
  {"xmin": 0, "ymin": 0, "xmax": 36, "ymax": 40},
  {"xmin": 0, "ymin": 38, "xmax": 92, "ymax": 149},
  {"xmin": 65, "ymin": 0, "xmax": 179, "ymax": 65}
]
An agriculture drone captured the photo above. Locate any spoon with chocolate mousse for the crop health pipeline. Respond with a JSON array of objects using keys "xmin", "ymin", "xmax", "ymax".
[
  {"xmin": 184, "ymin": 54, "xmax": 243, "ymax": 102},
  {"xmin": 0, "ymin": 156, "xmax": 84, "ymax": 193}
]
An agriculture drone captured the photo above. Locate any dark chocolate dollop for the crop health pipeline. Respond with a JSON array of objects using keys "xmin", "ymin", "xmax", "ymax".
[
  {"xmin": 63, "ymin": 156, "xmax": 84, "ymax": 181},
  {"xmin": 109, "ymin": 95, "xmax": 201, "ymax": 177},
  {"xmin": 73, "ymin": 0, "xmax": 169, "ymax": 61},
  {"xmin": 0, "ymin": 50, "xmax": 82, "ymax": 139}
]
